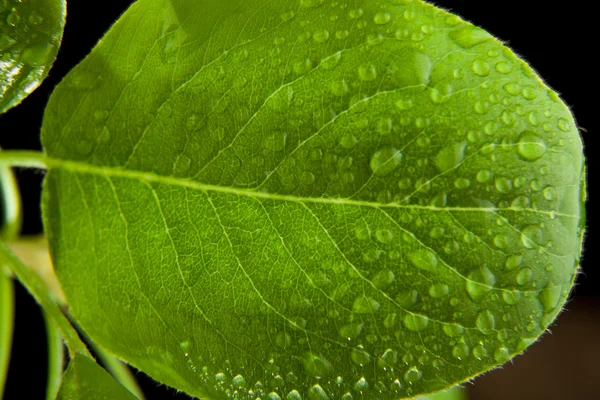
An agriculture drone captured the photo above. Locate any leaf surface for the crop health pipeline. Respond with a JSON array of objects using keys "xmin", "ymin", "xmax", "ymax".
[
  {"xmin": 41, "ymin": 0, "xmax": 585, "ymax": 398},
  {"xmin": 0, "ymin": 0, "xmax": 66, "ymax": 113},
  {"xmin": 55, "ymin": 354, "xmax": 138, "ymax": 400}
]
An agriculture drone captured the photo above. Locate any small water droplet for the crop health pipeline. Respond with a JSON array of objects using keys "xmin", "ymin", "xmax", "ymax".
[
  {"xmin": 473, "ymin": 344, "xmax": 487, "ymax": 360},
  {"xmin": 320, "ymin": 51, "xmax": 342, "ymax": 69},
  {"xmin": 452, "ymin": 343, "xmax": 470, "ymax": 360},
  {"xmin": 429, "ymin": 283, "xmax": 449, "ymax": 298}
]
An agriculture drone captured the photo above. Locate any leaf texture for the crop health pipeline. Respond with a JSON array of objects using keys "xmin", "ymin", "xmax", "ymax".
[
  {"xmin": 41, "ymin": 0, "xmax": 585, "ymax": 398},
  {"xmin": 0, "ymin": 0, "xmax": 66, "ymax": 113}
]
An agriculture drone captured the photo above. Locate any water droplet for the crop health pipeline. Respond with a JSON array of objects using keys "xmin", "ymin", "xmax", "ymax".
[
  {"xmin": 358, "ymin": 63, "xmax": 377, "ymax": 81},
  {"xmin": 263, "ymin": 131, "xmax": 287, "ymax": 151},
  {"xmin": 505, "ymin": 254, "xmax": 523, "ymax": 271},
  {"xmin": 443, "ymin": 323, "xmax": 465, "ymax": 337},
  {"xmin": 403, "ymin": 313, "xmax": 429, "ymax": 331},
  {"xmin": 320, "ymin": 51, "xmax": 342, "ymax": 69},
  {"xmin": 300, "ymin": 171, "xmax": 316, "ymax": 185},
  {"xmin": 373, "ymin": 12, "xmax": 391, "ymax": 25},
  {"xmin": 351, "ymin": 348, "xmax": 372, "ymax": 366},
  {"xmin": 476, "ymin": 170, "xmax": 492, "ymax": 183},
  {"xmin": 466, "ymin": 266, "xmax": 496, "ymax": 302},
  {"xmin": 472, "ymin": 60, "xmax": 491, "ymax": 76},
  {"xmin": 313, "ymin": 29, "xmax": 330, "ymax": 44},
  {"xmin": 21, "ymin": 43, "xmax": 54, "ymax": 66},
  {"xmin": 397, "ymin": 290, "xmax": 418, "ymax": 308},
  {"xmin": 473, "ymin": 344, "xmax": 487, "ymax": 360},
  {"xmin": 376, "ymin": 230, "xmax": 393, "ymax": 244},
  {"xmin": 516, "ymin": 268, "xmax": 533, "ymax": 285},
  {"xmin": 215, "ymin": 372, "xmax": 227, "ymax": 382},
  {"xmin": 408, "ymin": 249, "xmax": 438, "ymax": 272},
  {"xmin": 286, "ymin": 390, "xmax": 302, "ymax": 400},
  {"xmin": 558, "ymin": 118, "xmax": 571, "ymax": 132},
  {"xmin": 232, "ymin": 374, "xmax": 247, "ymax": 388},
  {"xmin": 493, "ymin": 235, "xmax": 509, "ymax": 249},
  {"xmin": 280, "ymin": 10, "xmax": 296, "ymax": 21},
  {"xmin": 370, "ymin": 147, "xmax": 402, "ymax": 176},
  {"xmin": 371, "ymin": 269, "xmax": 395, "ymax": 289},
  {"xmin": 353, "ymin": 296, "xmax": 380, "ymax": 314},
  {"xmin": 476, "ymin": 310, "xmax": 496, "ymax": 335},
  {"xmin": 403, "ymin": 367, "xmax": 422, "ymax": 383},
  {"xmin": 435, "ymin": 142, "xmax": 467, "ymax": 173},
  {"xmin": 429, "ymin": 284, "xmax": 449, "ymax": 298},
  {"xmin": 539, "ymin": 284, "xmax": 561, "ymax": 313},
  {"xmin": 303, "ymin": 354, "xmax": 333, "ymax": 378},
  {"xmin": 495, "ymin": 177, "xmax": 513, "ymax": 193},
  {"xmin": 179, "ymin": 341, "xmax": 192, "ymax": 352},
  {"xmin": 377, "ymin": 118, "xmax": 393, "ymax": 135},
  {"xmin": 522, "ymin": 85, "xmax": 537, "ymax": 100},
  {"xmin": 330, "ymin": 79, "xmax": 350, "ymax": 97},
  {"xmin": 308, "ymin": 384, "xmax": 330, "ymax": 400},
  {"xmin": 452, "ymin": 343, "xmax": 470, "ymax": 360},
  {"xmin": 267, "ymin": 393, "xmax": 282, "ymax": 400},
  {"xmin": 340, "ymin": 323, "xmax": 364, "ymax": 340},
  {"xmin": 494, "ymin": 347, "xmax": 510, "ymax": 363},
  {"xmin": 517, "ymin": 131, "xmax": 547, "ymax": 161},
  {"xmin": 543, "ymin": 186, "xmax": 556, "ymax": 201},
  {"xmin": 521, "ymin": 225, "xmax": 544, "ymax": 249},
  {"xmin": 495, "ymin": 61, "xmax": 512, "ymax": 74},
  {"xmin": 449, "ymin": 25, "xmax": 493, "ymax": 48}
]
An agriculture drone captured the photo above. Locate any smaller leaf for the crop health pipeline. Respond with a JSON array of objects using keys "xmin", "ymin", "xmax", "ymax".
[
  {"xmin": 55, "ymin": 354, "xmax": 139, "ymax": 400},
  {"xmin": 0, "ymin": 0, "xmax": 66, "ymax": 113}
]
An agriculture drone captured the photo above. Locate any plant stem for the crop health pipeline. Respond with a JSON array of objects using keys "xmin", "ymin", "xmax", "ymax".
[
  {"xmin": 0, "ymin": 240, "xmax": 89, "ymax": 358},
  {"xmin": 0, "ymin": 270, "xmax": 14, "ymax": 400},
  {"xmin": 44, "ymin": 313, "xmax": 64, "ymax": 400}
]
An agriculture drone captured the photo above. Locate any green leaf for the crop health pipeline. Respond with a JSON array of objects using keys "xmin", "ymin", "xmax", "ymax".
[
  {"xmin": 0, "ymin": 0, "xmax": 66, "ymax": 113},
  {"xmin": 55, "ymin": 353, "xmax": 139, "ymax": 400},
  {"xmin": 44, "ymin": 313, "xmax": 64, "ymax": 400},
  {"xmin": 39, "ymin": 0, "xmax": 585, "ymax": 399}
]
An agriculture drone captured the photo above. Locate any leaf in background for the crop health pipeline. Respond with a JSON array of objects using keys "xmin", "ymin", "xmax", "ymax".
[
  {"xmin": 0, "ymin": 269, "xmax": 13, "ymax": 398},
  {"xmin": 0, "ymin": 0, "xmax": 66, "ymax": 113},
  {"xmin": 41, "ymin": 0, "xmax": 585, "ymax": 399},
  {"xmin": 55, "ymin": 354, "xmax": 138, "ymax": 400}
]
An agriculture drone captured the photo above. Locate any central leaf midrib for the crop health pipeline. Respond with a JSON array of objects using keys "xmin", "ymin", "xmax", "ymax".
[{"xmin": 36, "ymin": 153, "xmax": 571, "ymax": 218}]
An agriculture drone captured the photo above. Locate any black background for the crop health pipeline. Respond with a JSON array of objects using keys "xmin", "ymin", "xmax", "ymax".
[{"xmin": 1, "ymin": 1, "xmax": 597, "ymax": 399}]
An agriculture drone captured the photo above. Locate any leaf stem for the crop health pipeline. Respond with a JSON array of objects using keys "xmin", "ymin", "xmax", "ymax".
[
  {"xmin": 44, "ymin": 313, "xmax": 64, "ymax": 400},
  {"xmin": 0, "ymin": 270, "xmax": 14, "ymax": 399},
  {"xmin": 0, "ymin": 242, "xmax": 90, "ymax": 358}
]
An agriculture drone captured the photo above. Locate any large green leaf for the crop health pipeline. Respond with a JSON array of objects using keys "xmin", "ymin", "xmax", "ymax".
[
  {"xmin": 40, "ymin": 0, "xmax": 585, "ymax": 398},
  {"xmin": 0, "ymin": 0, "xmax": 66, "ymax": 113},
  {"xmin": 55, "ymin": 354, "xmax": 138, "ymax": 400}
]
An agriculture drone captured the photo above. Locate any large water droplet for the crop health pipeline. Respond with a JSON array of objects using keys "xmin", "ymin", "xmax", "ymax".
[
  {"xmin": 403, "ymin": 313, "xmax": 429, "ymax": 331},
  {"xmin": 370, "ymin": 147, "xmax": 402, "ymax": 176},
  {"xmin": 443, "ymin": 323, "xmax": 465, "ymax": 337},
  {"xmin": 517, "ymin": 131, "xmax": 547, "ymax": 161},
  {"xmin": 232, "ymin": 374, "xmax": 247, "ymax": 388},
  {"xmin": 476, "ymin": 310, "xmax": 496, "ymax": 334},
  {"xmin": 408, "ymin": 249, "xmax": 438, "ymax": 272},
  {"xmin": 466, "ymin": 266, "xmax": 496, "ymax": 302},
  {"xmin": 539, "ymin": 284, "xmax": 561, "ymax": 312},
  {"xmin": 435, "ymin": 142, "xmax": 467, "ymax": 173},
  {"xmin": 353, "ymin": 296, "xmax": 380, "ymax": 314},
  {"xmin": 403, "ymin": 367, "xmax": 422, "ymax": 383},
  {"xmin": 373, "ymin": 12, "xmax": 391, "ymax": 25},
  {"xmin": 521, "ymin": 225, "xmax": 544, "ymax": 248},
  {"xmin": 371, "ymin": 269, "xmax": 395, "ymax": 289},
  {"xmin": 449, "ymin": 25, "xmax": 493, "ymax": 48}
]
